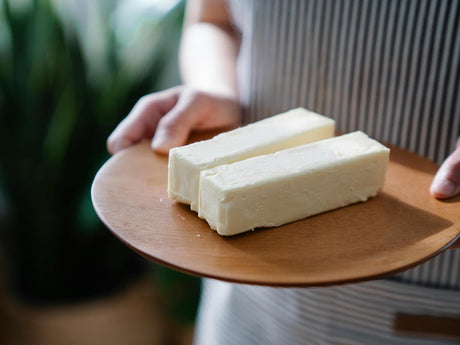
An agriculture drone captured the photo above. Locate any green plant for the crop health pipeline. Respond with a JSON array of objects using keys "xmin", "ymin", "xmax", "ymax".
[{"xmin": 0, "ymin": 0, "xmax": 197, "ymax": 307}]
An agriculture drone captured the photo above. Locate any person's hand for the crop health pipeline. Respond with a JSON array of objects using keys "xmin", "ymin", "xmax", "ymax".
[
  {"xmin": 430, "ymin": 138, "xmax": 460, "ymax": 199},
  {"xmin": 107, "ymin": 86, "xmax": 241, "ymax": 155},
  {"xmin": 430, "ymin": 137, "xmax": 460, "ymax": 249}
]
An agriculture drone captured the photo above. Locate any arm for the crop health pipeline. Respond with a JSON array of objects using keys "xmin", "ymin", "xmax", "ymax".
[
  {"xmin": 107, "ymin": 0, "xmax": 241, "ymax": 155},
  {"xmin": 180, "ymin": 0, "xmax": 239, "ymax": 99}
]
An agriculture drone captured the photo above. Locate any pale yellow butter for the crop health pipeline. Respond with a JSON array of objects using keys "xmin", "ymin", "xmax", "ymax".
[
  {"xmin": 198, "ymin": 131, "xmax": 390, "ymax": 236},
  {"xmin": 168, "ymin": 108, "xmax": 335, "ymax": 211}
]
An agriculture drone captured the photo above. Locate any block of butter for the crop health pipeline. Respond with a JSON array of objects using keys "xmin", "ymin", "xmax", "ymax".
[
  {"xmin": 198, "ymin": 131, "xmax": 390, "ymax": 236},
  {"xmin": 168, "ymin": 108, "xmax": 335, "ymax": 211}
]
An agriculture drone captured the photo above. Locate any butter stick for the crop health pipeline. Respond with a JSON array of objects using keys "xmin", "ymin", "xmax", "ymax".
[
  {"xmin": 198, "ymin": 131, "xmax": 390, "ymax": 236},
  {"xmin": 168, "ymin": 108, "xmax": 335, "ymax": 211}
]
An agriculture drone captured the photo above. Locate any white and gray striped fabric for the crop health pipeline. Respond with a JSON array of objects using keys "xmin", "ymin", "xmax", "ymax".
[
  {"xmin": 194, "ymin": 0, "xmax": 460, "ymax": 344},
  {"xmin": 196, "ymin": 279, "xmax": 460, "ymax": 345}
]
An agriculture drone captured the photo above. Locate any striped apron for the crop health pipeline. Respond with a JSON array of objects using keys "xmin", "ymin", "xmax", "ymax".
[{"xmin": 194, "ymin": 1, "xmax": 460, "ymax": 344}]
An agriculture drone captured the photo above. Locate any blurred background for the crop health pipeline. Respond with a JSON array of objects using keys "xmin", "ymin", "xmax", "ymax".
[{"xmin": 0, "ymin": 0, "xmax": 201, "ymax": 343}]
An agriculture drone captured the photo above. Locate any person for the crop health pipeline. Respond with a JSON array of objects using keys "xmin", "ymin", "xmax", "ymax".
[{"xmin": 108, "ymin": 0, "xmax": 460, "ymax": 344}]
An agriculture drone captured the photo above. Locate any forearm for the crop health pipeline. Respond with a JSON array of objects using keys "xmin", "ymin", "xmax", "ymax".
[{"xmin": 179, "ymin": 0, "xmax": 240, "ymax": 99}]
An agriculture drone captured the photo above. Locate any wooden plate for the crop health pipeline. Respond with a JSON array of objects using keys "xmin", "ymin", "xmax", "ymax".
[{"xmin": 91, "ymin": 131, "xmax": 460, "ymax": 287}]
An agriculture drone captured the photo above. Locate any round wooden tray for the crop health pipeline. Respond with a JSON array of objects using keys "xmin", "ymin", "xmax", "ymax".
[{"xmin": 91, "ymin": 132, "xmax": 460, "ymax": 287}]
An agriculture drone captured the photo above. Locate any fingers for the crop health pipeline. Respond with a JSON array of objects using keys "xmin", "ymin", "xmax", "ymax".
[
  {"xmin": 152, "ymin": 92, "xmax": 203, "ymax": 154},
  {"xmin": 107, "ymin": 87, "xmax": 181, "ymax": 154},
  {"xmin": 107, "ymin": 86, "xmax": 241, "ymax": 155},
  {"xmin": 430, "ymin": 140, "xmax": 460, "ymax": 199},
  {"xmin": 151, "ymin": 90, "xmax": 241, "ymax": 154}
]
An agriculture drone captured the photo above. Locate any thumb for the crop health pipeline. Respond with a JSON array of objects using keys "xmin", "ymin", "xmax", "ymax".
[
  {"xmin": 151, "ymin": 93, "xmax": 204, "ymax": 154},
  {"xmin": 107, "ymin": 87, "xmax": 181, "ymax": 155},
  {"xmin": 430, "ymin": 139, "xmax": 460, "ymax": 199}
]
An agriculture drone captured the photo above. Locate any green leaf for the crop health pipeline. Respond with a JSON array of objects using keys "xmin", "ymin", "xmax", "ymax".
[
  {"xmin": 76, "ymin": 185, "xmax": 101, "ymax": 233},
  {"xmin": 42, "ymin": 85, "xmax": 78, "ymax": 172}
]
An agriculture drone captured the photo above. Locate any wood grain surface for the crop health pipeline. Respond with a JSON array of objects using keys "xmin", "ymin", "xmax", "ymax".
[{"xmin": 91, "ymin": 131, "xmax": 460, "ymax": 287}]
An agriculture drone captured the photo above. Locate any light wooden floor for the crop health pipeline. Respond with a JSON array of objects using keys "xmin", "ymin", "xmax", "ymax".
[{"xmin": 0, "ymin": 277, "xmax": 194, "ymax": 345}]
